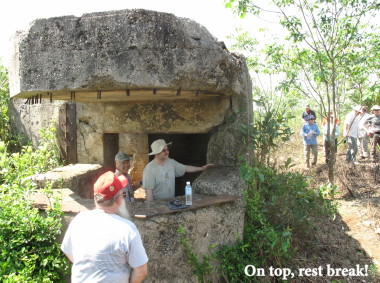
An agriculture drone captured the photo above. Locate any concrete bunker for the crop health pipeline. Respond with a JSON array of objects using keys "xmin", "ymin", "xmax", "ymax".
[{"xmin": 9, "ymin": 9, "xmax": 252, "ymax": 281}]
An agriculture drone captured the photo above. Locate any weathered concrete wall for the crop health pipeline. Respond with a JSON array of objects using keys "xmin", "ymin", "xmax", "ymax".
[
  {"xmin": 9, "ymin": 98, "xmax": 63, "ymax": 146},
  {"xmin": 9, "ymin": 9, "xmax": 250, "ymax": 98},
  {"xmin": 194, "ymin": 166, "xmax": 246, "ymax": 196},
  {"xmin": 133, "ymin": 197, "xmax": 244, "ymax": 282},
  {"xmin": 76, "ymin": 97, "xmax": 230, "ymax": 134}
]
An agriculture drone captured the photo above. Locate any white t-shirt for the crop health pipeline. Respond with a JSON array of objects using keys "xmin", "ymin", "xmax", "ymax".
[
  {"xmin": 142, "ymin": 158, "xmax": 187, "ymax": 200},
  {"xmin": 344, "ymin": 111, "xmax": 360, "ymax": 138},
  {"xmin": 61, "ymin": 209, "xmax": 148, "ymax": 283}
]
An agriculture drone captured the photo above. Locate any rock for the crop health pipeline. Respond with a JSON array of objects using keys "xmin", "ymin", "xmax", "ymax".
[{"xmin": 363, "ymin": 220, "xmax": 374, "ymax": 227}]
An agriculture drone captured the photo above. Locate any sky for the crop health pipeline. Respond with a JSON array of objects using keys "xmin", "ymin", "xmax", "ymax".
[{"xmin": 0, "ymin": 0, "xmax": 269, "ymax": 68}]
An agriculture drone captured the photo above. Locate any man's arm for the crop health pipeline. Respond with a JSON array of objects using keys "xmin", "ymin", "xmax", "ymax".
[
  {"xmin": 145, "ymin": 189, "xmax": 153, "ymax": 201},
  {"xmin": 363, "ymin": 116, "xmax": 374, "ymax": 134},
  {"xmin": 130, "ymin": 263, "xmax": 148, "ymax": 283},
  {"xmin": 132, "ymin": 181, "xmax": 142, "ymax": 191},
  {"xmin": 300, "ymin": 125, "xmax": 308, "ymax": 137},
  {"xmin": 186, "ymin": 164, "xmax": 214, "ymax": 173},
  {"xmin": 345, "ymin": 123, "xmax": 350, "ymax": 137}
]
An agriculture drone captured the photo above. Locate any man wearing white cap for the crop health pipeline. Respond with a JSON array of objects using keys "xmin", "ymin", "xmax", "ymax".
[
  {"xmin": 344, "ymin": 105, "xmax": 361, "ymax": 164},
  {"xmin": 142, "ymin": 139, "xmax": 214, "ymax": 201},
  {"xmin": 364, "ymin": 105, "xmax": 380, "ymax": 161}
]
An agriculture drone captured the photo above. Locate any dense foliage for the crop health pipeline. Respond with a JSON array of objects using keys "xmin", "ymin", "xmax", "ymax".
[
  {"xmin": 0, "ymin": 129, "xmax": 70, "ymax": 282},
  {"xmin": 0, "ymin": 64, "xmax": 69, "ymax": 282},
  {"xmin": 241, "ymin": 93, "xmax": 293, "ymax": 166}
]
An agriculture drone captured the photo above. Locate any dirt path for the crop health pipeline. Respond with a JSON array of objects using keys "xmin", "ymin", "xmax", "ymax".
[{"xmin": 337, "ymin": 198, "xmax": 380, "ymax": 269}]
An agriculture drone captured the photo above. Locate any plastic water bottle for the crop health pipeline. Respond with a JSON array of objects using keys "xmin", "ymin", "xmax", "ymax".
[{"xmin": 185, "ymin": 181, "xmax": 192, "ymax": 205}]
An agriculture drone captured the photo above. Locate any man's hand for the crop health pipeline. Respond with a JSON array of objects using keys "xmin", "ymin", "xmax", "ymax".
[
  {"xmin": 202, "ymin": 164, "xmax": 214, "ymax": 170},
  {"xmin": 145, "ymin": 189, "xmax": 153, "ymax": 202},
  {"xmin": 186, "ymin": 164, "xmax": 214, "ymax": 173},
  {"xmin": 130, "ymin": 263, "xmax": 148, "ymax": 283}
]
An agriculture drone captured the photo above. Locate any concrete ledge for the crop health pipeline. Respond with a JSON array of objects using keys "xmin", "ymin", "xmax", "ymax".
[
  {"xmin": 31, "ymin": 188, "xmax": 94, "ymax": 213},
  {"xmin": 26, "ymin": 164, "xmax": 105, "ymax": 198}
]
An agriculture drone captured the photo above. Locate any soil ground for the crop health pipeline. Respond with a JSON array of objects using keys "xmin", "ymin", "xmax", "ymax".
[{"xmin": 273, "ymin": 134, "xmax": 380, "ymax": 282}]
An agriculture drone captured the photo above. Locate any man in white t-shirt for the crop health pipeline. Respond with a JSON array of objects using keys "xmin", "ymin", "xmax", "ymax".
[
  {"xmin": 142, "ymin": 139, "xmax": 214, "ymax": 201},
  {"xmin": 61, "ymin": 171, "xmax": 148, "ymax": 283},
  {"xmin": 357, "ymin": 107, "xmax": 371, "ymax": 159},
  {"xmin": 344, "ymin": 105, "xmax": 361, "ymax": 163}
]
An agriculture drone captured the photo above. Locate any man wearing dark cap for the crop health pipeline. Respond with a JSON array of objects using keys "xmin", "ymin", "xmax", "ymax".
[
  {"xmin": 61, "ymin": 171, "xmax": 148, "ymax": 282},
  {"xmin": 142, "ymin": 139, "xmax": 214, "ymax": 201},
  {"xmin": 302, "ymin": 105, "xmax": 317, "ymax": 122},
  {"xmin": 114, "ymin": 151, "xmax": 142, "ymax": 202}
]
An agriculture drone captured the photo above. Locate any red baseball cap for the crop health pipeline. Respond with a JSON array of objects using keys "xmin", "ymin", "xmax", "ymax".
[{"xmin": 94, "ymin": 171, "xmax": 128, "ymax": 201}]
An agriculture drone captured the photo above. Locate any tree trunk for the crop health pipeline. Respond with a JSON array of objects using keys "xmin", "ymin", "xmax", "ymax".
[{"xmin": 327, "ymin": 139, "xmax": 337, "ymax": 184}]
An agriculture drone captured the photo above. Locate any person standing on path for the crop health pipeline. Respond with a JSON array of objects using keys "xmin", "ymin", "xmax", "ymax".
[
  {"xmin": 301, "ymin": 115, "xmax": 320, "ymax": 168},
  {"xmin": 344, "ymin": 105, "xmax": 361, "ymax": 164},
  {"xmin": 364, "ymin": 105, "xmax": 380, "ymax": 162},
  {"xmin": 358, "ymin": 107, "xmax": 371, "ymax": 160},
  {"xmin": 302, "ymin": 105, "xmax": 317, "ymax": 123}
]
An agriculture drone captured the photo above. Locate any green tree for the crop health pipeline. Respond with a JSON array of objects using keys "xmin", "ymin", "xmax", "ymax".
[
  {"xmin": 0, "ymin": 60, "xmax": 69, "ymax": 281},
  {"xmin": 0, "ymin": 61, "xmax": 10, "ymax": 143},
  {"xmin": 226, "ymin": 0, "xmax": 380, "ymax": 183},
  {"xmin": 344, "ymin": 30, "xmax": 380, "ymax": 107}
]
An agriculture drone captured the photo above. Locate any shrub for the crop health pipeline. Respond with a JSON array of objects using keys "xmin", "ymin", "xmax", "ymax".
[
  {"xmin": 0, "ymin": 127, "xmax": 70, "ymax": 282},
  {"xmin": 0, "ymin": 63, "xmax": 10, "ymax": 143},
  {"xmin": 215, "ymin": 161, "xmax": 338, "ymax": 282}
]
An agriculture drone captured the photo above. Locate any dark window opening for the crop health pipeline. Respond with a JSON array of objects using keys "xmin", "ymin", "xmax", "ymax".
[
  {"xmin": 148, "ymin": 133, "xmax": 211, "ymax": 196},
  {"xmin": 103, "ymin": 133, "xmax": 119, "ymax": 172}
]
